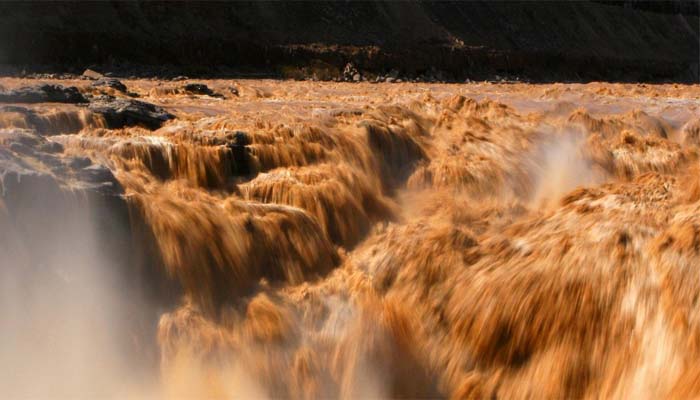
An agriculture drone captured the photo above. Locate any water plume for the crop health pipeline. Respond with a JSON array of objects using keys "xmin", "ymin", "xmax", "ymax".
[{"xmin": 0, "ymin": 181, "xmax": 155, "ymax": 398}]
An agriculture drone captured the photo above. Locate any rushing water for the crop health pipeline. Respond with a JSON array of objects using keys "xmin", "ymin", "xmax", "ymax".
[{"xmin": 2, "ymin": 79, "xmax": 700, "ymax": 399}]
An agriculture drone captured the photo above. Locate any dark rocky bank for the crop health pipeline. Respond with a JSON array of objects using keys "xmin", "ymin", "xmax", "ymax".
[{"xmin": 0, "ymin": 1, "xmax": 697, "ymax": 83}]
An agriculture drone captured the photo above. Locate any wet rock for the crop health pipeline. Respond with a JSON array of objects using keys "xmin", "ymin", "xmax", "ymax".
[
  {"xmin": 91, "ymin": 78, "xmax": 128, "ymax": 93},
  {"xmin": 183, "ymin": 83, "xmax": 210, "ymax": 94},
  {"xmin": 208, "ymin": 130, "xmax": 252, "ymax": 175},
  {"xmin": 231, "ymin": 130, "xmax": 250, "ymax": 146},
  {"xmin": 88, "ymin": 97, "xmax": 175, "ymax": 130},
  {"xmin": 0, "ymin": 128, "xmax": 113, "ymax": 194},
  {"xmin": 0, "ymin": 84, "xmax": 87, "ymax": 103},
  {"xmin": 182, "ymin": 83, "xmax": 223, "ymax": 98},
  {"xmin": 76, "ymin": 164, "xmax": 120, "ymax": 191},
  {"xmin": 7, "ymin": 142, "xmax": 34, "ymax": 156},
  {"xmin": 37, "ymin": 141, "xmax": 64, "ymax": 153},
  {"xmin": 0, "ymin": 160, "xmax": 60, "ymax": 199},
  {"xmin": 0, "ymin": 127, "xmax": 42, "ymax": 147},
  {"xmin": 37, "ymin": 153, "xmax": 64, "ymax": 168},
  {"xmin": 0, "ymin": 128, "xmax": 120, "ymax": 196},
  {"xmin": 228, "ymin": 143, "xmax": 251, "ymax": 175},
  {"xmin": 67, "ymin": 156, "xmax": 92, "ymax": 169}
]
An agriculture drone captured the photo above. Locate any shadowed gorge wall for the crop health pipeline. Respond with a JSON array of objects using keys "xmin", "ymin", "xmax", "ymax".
[{"xmin": 0, "ymin": 1, "xmax": 698, "ymax": 82}]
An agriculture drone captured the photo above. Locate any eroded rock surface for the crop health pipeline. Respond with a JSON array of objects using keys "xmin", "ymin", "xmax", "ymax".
[
  {"xmin": 0, "ymin": 84, "xmax": 87, "ymax": 104},
  {"xmin": 88, "ymin": 97, "xmax": 174, "ymax": 129},
  {"xmin": 91, "ymin": 77, "xmax": 128, "ymax": 93}
]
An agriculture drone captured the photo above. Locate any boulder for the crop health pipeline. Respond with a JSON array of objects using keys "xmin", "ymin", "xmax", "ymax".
[
  {"xmin": 76, "ymin": 164, "xmax": 120, "ymax": 189},
  {"xmin": 88, "ymin": 97, "xmax": 175, "ymax": 130},
  {"xmin": 0, "ymin": 84, "xmax": 87, "ymax": 103},
  {"xmin": 82, "ymin": 68, "xmax": 104, "ymax": 80},
  {"xmin": 342, "ymin": 62, "xmax": 359, "ymax": 81},
  {"xmin": 0, "ymin": 128, "xmax": 120, "ymax": 196},
  {"xmin": 182, "ymin": 83, "xmax": 223, "ymax": 98},
  {"xmin": 91, "ymin": 78, "xmax": 128, "ymax": 93}
]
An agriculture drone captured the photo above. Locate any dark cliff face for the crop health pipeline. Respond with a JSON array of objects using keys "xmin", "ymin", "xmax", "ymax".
[{"xmin": 0, "ymin": 1, "xmax": 697, "ymax": 82}]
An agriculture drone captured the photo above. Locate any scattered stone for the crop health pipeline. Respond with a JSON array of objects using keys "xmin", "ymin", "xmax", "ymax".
[
  {"xmin": 24, "ymin": 72, "xmax": 77, "ymax": 80},
  {"xmin": 91, "ymin": 78, "xmax": 128, "ymax": 93},
  {"xmin": 228, "ymin": 86, "xmax": 239, "ymax": 96},
  {"xmin": 352, "ymin": 73, "xmax": 361, "ymax": 82},
  {"xmin": 386, "ymin": 77, "xmax": 395, "ymax": 83},
  {"xmin": 342, "ymin": 63, "xmax": 360, "ymax": 82},
  {"xmin": 88, "ymin": 97, "xmax": 175, "ymax": 130},
  {"xmin": 82, "ymin": 68, "xmax": 104, "ymax": 80},
  {"xmin": 0, "ymin": 84, "xmax": 87, "ymax": 103},
  {"xmin": 172, "ymin": 76, "xmax": 188, "ymax": 81}
]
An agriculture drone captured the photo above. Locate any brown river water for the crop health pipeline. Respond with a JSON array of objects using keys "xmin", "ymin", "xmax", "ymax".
[{"xmin": 2, "ymin": 79, "xmax": 700, "ymax": 399}]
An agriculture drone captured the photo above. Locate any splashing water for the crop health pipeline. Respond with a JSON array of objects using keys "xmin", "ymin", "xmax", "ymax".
[{"xmin": 3, "ymin": 79, "xmax": 700, "ymax": 399}]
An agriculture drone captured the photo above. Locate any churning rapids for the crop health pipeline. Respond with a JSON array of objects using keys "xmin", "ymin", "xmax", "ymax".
[{"xmin": 2, "ymin": 78, "xmax": 700, "ymax": 399}]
